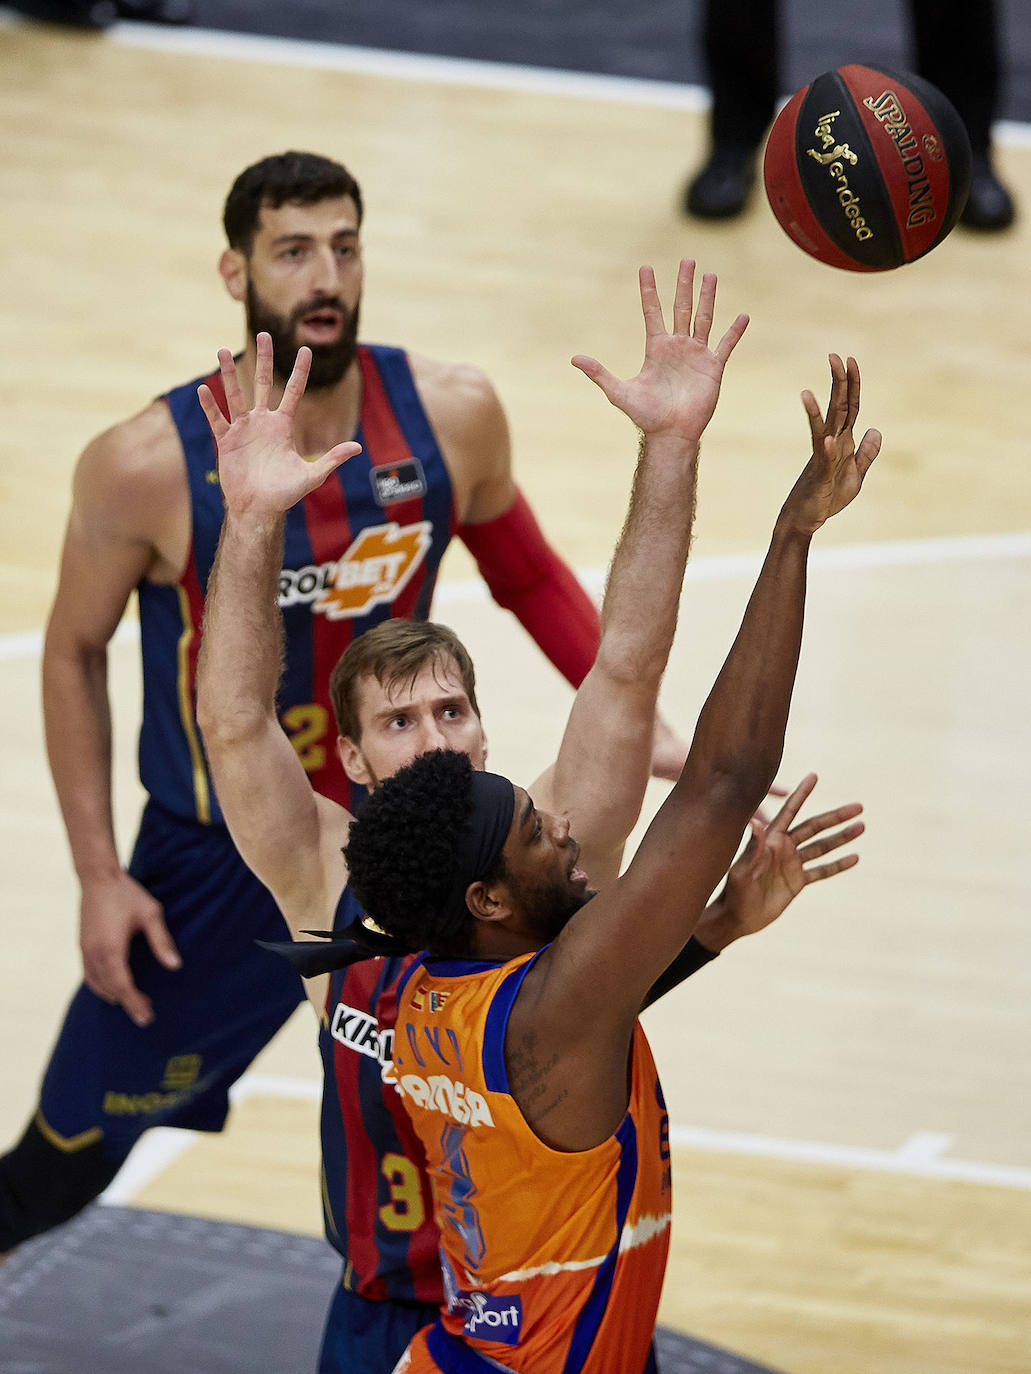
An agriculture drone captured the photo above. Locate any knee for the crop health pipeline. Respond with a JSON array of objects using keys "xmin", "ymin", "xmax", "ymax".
[{"xmin": 0, "ymin": 1115, "xmax": 122, "ymax": 1253}]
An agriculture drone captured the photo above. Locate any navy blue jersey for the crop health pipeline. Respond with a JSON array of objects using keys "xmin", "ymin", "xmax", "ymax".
[
  {"xmin": 319, "ymin": 890, "xmax": 442, "ymax": 1304},
  {"xmin": 38, "ymin": 347, "xmax": 456, "ymax": 1167},
  {"xmin": 140, "ymin": 345, "xmax": 456, "ymax": 823}
]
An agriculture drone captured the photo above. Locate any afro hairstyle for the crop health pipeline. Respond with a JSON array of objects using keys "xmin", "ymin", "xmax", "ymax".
[{"xmin": 344, "ymin": 748, "xmax": 500, "ymax": 957}]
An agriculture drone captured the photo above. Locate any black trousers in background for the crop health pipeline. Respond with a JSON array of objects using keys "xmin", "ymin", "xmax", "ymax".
[{"xmin": 702, "ymin": 0, "xmax": 1002, "ymax": 157}]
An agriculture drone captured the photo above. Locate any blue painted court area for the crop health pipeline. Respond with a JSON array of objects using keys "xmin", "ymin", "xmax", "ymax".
[{"xmin": 0, "ymin": 1206, "xmax": 784, "ymax": 1374}]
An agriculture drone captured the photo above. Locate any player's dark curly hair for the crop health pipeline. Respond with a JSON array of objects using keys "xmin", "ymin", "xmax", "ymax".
[
  {"xmin": 223, "ymin": 151, "xmax": 364, "ymax": 255},
  {"xmin": 344, "ymin": 750, "xmax": 505, "ymax": 958}
]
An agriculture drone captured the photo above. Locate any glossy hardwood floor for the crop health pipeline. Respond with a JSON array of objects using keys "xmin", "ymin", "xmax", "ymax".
[{"xmin": 1, "ymin": 15, "xmax": 1029, "ymax": 1373}]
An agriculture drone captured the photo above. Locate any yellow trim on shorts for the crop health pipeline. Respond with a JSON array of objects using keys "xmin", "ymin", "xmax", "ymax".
[{"xmin": 35, "ymin": 1108, "xmax": 103, "ymax": 1153}]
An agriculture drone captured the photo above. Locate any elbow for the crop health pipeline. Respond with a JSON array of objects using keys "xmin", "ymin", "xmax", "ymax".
[
  {"xmin": 43, "ymin": 628, "xmax": 105, "ymax": 675},
  {"xmin": 194, "ymin": 674, "xmax": 218, "ymax": 744},
  {"xmin": 681, "ymin": 746, "xmax": 782, "ymax": 824},
  {"xmin": 720, "ymin": 749, "xmax": 782, "ymax": 817},
  {"xmin": 593, "ymin": 632, "xmax": 669, "ymax": 693},
  {"xmin": 195, "ymin": 693, "xmax": 261, "ymax": 758}
]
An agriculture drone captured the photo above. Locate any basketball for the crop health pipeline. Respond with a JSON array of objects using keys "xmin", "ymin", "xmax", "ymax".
[{"xmin": 762, "ymin": 64, "xmax": 972, "ymax": 271}]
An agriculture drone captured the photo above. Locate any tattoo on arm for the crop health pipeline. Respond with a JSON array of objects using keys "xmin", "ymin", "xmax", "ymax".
[{"xmin": 506, "ymin": 1030, "xmax": 568, "ymax": 1122}]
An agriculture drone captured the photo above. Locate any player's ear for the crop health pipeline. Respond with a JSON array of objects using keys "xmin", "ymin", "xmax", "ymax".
[
  {"xmin": 338, "ymin": 735, "xmax": 372, "ymax": 787},
  {"xmin": 466, "ymin": 880, "xmax": 512, "ymax": 925},
  {"xmin": 219, "ymin": 247, "xmax": 248, "ymax": 303}
]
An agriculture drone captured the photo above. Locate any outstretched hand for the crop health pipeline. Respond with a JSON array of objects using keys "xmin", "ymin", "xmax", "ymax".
[
  {"xmin": 197, "ymin": 332, "xmax": 362, "ymax": 519},
  {"xmin": 571, "ymin": 259, "xmax": 749, "ymax": 443},
  {"xmin": 715, "ymin": 773, "xmax": 864, "ymax": 943},
  {"xmin": 783, "ymin": 354, "xmax": 881, "ymax": 534}
]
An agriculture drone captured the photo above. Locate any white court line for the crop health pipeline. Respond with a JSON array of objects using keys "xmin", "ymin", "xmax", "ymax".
[
  {"xmin": 896, "ymin": 1131, "xmax": 953, "ymax": 1163},
  {"xmin": 667, "ymin": 1124, "xmax": 1031, "ymax": 1191},
  {"xmin": 97, "ymin": 1073, "xmax": 324, "ymax": 1204},
  {"xmin": 99, "ymin": 1126, "xmax": 199, "ymax": 1205},
  {"xmin": 4, "ymin": 530, "xmax": 1031, "ymax": 662},
  {"xmin": 100, "ymin": 1070, "xmax": 1031, "ymax": 1204},
  {"xmin": 2, "ymin": 8, "xmax": 1031, "ymax": 148},
  {"xmin": 229, "ymin": 1072, "xmax": 322, "ymax": 1104},
  {"xmin": 0, "ymin": 10, "xmax": 705, "ymax": 111}
]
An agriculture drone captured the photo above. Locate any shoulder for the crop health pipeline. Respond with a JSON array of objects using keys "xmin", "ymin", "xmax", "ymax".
[
  {"xmin": 72, "ymin": 400, "xmax": 186, "ymax": 540},
  {"xmin": 406, "ymin": 353, "xmax": 512, "ymax": 516},
  {"xmin": 407, "ymin": 352, "xmax": 506, "ymax": 431}
]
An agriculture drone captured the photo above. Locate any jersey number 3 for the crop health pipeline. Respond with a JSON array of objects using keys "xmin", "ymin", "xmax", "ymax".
[{"xmin": 379, "ymin": 1152, "xmax": 426, "ymax": 1233}]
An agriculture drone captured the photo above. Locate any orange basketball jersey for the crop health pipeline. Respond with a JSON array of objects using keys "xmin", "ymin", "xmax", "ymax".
[{"xmin": 389, "ymin": 950, "xmax": 672, "ymax": 1373}]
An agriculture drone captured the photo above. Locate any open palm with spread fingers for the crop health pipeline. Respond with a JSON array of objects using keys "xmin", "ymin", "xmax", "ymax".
[
  {"xmin": 785, "ymin": 354, "xmax": 881, "ymax": 533},
  {"xmin": 721, "ymin": 773, "xmax": 865, "ymax": 939},
  {"xmin": 197, "ymin": 332, "xmax": 362, "ymax": 520},
  {"xmin": 571, "ymin": 259, "xmax": 750, "ymax": 443}
]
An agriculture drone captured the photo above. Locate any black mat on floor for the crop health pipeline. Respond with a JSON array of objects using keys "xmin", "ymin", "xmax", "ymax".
[{"xmin": 0, "ymin": 1205, "xmax": 783, "ymax": 1374}]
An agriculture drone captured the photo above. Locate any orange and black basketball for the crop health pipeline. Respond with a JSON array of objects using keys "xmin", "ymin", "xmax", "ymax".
[{"xmin": 763, "ymin": 64, "xmax": 972, "ymax": 272}]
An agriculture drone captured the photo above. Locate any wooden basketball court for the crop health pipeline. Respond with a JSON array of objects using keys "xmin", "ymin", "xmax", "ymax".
[{"xmin": 1, "ymin": 16, "xmax": 1029, "ymax": 1372}]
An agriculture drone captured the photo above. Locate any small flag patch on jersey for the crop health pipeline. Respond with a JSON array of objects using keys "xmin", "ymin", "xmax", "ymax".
[{"xmin": 411, "ymin": 985, "xmax": 451, "ymax": 1013}]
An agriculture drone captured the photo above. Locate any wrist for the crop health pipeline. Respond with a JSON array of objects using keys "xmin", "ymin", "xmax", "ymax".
[
  {"xmin": 226, "ymin": 507, "xmax": 285, "ymax": 540},
  {"xmin": 695, "ymin": 890, "xmax": 758, "ymax": 956},
  {"xmin": 693, "ymin": 897, "xmax": 740, "ymax": 953},
  {"xmin": 772, "ymin": 509, "xmax": 818, "ymax": 544},
  {"xmin": 75, "ymin": 853, "xmax": 125, "ymax": 886},
  {"xmin": 639, "ymin": 429, "xmax": 702, "ymax": 462}
]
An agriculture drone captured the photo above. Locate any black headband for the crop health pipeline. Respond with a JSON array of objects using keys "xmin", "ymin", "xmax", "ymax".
[
  {"xmin": 260, "ymin": 768, "xmax": 516, "ymax": 974},
  {"xmin": 438, "ymin": 769, "xmax": 516, "ymax": 927}
]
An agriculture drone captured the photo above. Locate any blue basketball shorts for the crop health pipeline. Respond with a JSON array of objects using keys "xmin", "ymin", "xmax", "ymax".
[
  {"xmin": 37, "ymin": 798, "xmax": 307, "ymax": 1160},
  {"xmin": 317, "ymin": 1279, "xmax": 440, "ymax": 1374}
]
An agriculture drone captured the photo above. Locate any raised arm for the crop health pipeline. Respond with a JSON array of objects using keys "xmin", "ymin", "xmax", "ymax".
[
  {"xmin": 513, "ymin": 351, "xmax": 880, "ymax": 1148},
  {"xmin": 534, "ymin": 260, "xmax": 748, "ymax": 884},
  {"xmin": 416, "ymin": 353, "xmax": 687, "ymax": 780},
  {"xmin": 195, "ymin": 334, "xmax": 362, "ymax": 933},
  {"xmin": 571, "ymin": 354, "xmax": 878, "ymax": 1006}
]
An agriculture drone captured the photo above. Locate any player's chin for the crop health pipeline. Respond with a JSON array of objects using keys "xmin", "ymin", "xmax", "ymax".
[
  {"xmin": 570, "ymin": 883, "xmax": 596, "ymax": 912},
  {"xmin": 543, "ymin": 888, "xmax": 594, "ymax": 942}
]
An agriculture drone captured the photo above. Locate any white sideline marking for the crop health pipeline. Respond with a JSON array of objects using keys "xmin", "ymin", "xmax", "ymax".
[
  {"xmin": 4, "ymin": 530, "xmax": 1031, "ymax": 661},
  {"xmin": 1, "ymin": 8, "xmax": 1031, "ymax": 148},
  {"xmin": 97, "ymin": 1075, "xmax": 322, "ymax": 1206},
  {"xmin": 0, "ymin": 10, "xmax": 710, "ymax": 111},
  {"xmin": 99, "ymin": 1126, "xmax": 198, "ymax": 1205},
  {"xmin": 228, "ymin": 1072, "xmax": 321, "ymax": 1104},
  {"xmin": 99, "ymin": 1071, "xmax": 1030, "ymax": 1203},
  {"xmin": 896, "ymin": 1131, "xmax": 953, "ymax": 1163},
  {"xmin": 667, "ymin": 1124, "xmax": 1031, "ymax": 1191}
]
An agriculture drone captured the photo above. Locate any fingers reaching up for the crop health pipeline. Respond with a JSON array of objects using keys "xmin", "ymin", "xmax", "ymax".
[
  {"xmin": 571, "ymin": 258, "xmax": 749, "ymax": 443},
  {"xmin": 196, "ymin": 333, "xmax": 362, "ymax": 518}
]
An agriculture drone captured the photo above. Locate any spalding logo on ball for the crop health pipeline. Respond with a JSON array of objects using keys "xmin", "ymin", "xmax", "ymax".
[{"xmin": 763, "ymin": 64, "xmax": 972, "ymax": 271}]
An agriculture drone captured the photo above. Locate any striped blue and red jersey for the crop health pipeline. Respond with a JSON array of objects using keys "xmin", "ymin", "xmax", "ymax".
[
  {"xmin": 139, "ymin": 344, "xmax": 455, "ymax": 823},
  {"xmin": 317, "ymin": 891, "xmax": 443, "ymax": 1303}
]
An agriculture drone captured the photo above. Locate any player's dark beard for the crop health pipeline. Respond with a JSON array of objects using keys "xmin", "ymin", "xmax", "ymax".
[
  {"xmin": 245, "ymin": 283, "xmax": 361, "ymax": 390},
  {"xmin": 517, "ymin": 876, "xmax": 594, "ymax": 944}
]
